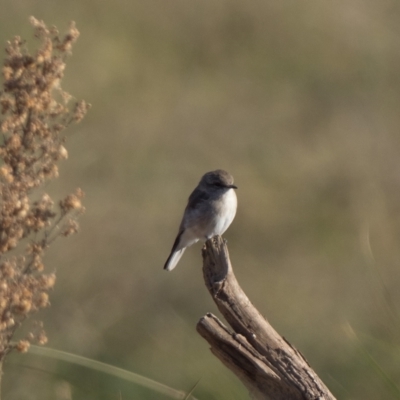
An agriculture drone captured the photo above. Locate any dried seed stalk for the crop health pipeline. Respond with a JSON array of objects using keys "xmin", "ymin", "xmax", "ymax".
[{"xmin": 0, "ymin": 17, "xmax": 89, "ymax": 360}]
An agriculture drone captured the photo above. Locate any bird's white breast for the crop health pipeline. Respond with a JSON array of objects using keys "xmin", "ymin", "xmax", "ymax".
[{"xmin": 213, "ymin": 188, "xmax": 237, "ymax": 236}]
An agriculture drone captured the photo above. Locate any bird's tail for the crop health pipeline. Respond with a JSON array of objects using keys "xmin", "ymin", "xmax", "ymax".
[{"xmin": 164, "ymin": 248, "xmax": 186, "ymax": 271}]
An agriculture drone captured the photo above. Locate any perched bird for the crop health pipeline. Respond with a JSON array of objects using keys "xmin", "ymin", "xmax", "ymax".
[{"xmin": 164, "ymin": 169, "xmax": 237, "ymax": 271}]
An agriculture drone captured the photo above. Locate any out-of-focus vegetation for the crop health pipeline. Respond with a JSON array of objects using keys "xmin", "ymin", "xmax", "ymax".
[
  {"xmin": 0, "ymin": 17, "xmax": 88, "ymax": 369},
  {"xmin": 2, "ymin": 1, "xmax": 400, "ymax": 399}
]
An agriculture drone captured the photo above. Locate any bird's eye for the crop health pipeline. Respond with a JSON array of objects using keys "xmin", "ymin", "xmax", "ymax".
[{"xmin": 214, "ymin": 182, "xmax": 224, "ymax": 188}]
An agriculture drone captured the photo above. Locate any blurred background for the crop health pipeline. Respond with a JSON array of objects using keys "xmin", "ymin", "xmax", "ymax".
[{"xmin": 2, "ymin": 1, "xmax": 400, "ymax": 399}]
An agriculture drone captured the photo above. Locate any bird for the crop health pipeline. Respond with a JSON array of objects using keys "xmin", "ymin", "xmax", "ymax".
[{"xmin": 164, "ymin": 169, "xmax": 237, "ymax": 271}]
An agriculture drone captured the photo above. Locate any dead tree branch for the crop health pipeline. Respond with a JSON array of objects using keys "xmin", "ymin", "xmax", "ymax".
[{"xmin": 196, "ymin": 236, "xmax": 336, "ymax": 400}]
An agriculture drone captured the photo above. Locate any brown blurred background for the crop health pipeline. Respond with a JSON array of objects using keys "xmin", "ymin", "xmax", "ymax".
[{"xmin": 2, "ymin": 1, "xmax": 400, "ymax": 399}]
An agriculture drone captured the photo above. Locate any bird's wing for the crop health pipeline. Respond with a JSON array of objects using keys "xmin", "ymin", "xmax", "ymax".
[
  {"xmin": 186, "ymin": 188, "xmax": 210, "ymax": 211},
  {"xmin": 178, "ymin": 188, "xmax": 210, "ymax": 232}
]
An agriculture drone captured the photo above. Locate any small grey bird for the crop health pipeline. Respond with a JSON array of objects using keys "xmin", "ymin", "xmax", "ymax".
[{"xmin": 164, "ymin": 169, "xmax": 237, "ymax": 271}]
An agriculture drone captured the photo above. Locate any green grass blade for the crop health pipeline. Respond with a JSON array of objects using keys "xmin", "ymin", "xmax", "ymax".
[
  {"xmin": 345, "ymin": 324, "xmax": 400, "ymax": 399},
  {"xmin": 29, "ymin": 345, "xmax": 198, "ymax": 400}
]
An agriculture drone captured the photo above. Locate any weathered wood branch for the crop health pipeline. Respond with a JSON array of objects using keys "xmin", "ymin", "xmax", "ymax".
[{"xmin": 196, "ymin": 236, "xmax": 336, "ymax": 400}]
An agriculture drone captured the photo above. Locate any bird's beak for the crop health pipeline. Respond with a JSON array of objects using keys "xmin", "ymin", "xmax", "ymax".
[{"xmin": 229, "ymin": 184, "xmax": 238, "ymax": 189}]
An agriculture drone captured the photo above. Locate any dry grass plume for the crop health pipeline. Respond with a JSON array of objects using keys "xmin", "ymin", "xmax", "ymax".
[{"xmin": 0, "ymin": 17, "xmax": 89, "ymax": 362}]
